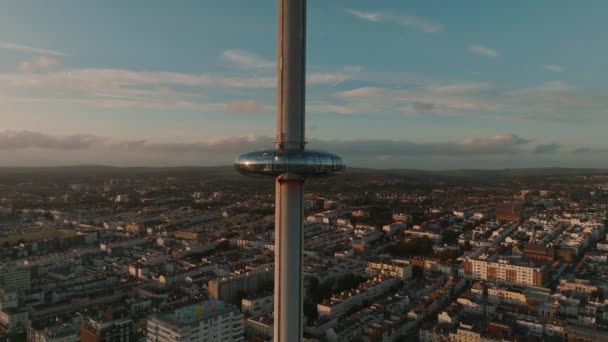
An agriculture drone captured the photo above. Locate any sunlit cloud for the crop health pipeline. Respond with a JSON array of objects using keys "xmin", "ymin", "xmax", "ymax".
[
  {"xmin": 19, "ymin": 56, "xmax": 61, "ymax": 73},
  {"xmin": 226, "ymin": 99, "xmax": 265, "ymax": 113}
]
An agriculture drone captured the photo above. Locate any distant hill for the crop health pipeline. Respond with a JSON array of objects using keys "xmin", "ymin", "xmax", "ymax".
[{"xmin": 0, "ymin": 165, "xmax": 606, "ymax": 184}]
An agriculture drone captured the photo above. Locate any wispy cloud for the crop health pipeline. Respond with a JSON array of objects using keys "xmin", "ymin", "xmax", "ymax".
[
  {"xmin": 0, "ymin": 41, "xmax": 68, "ymax": 57},
  {"xmin": 0, "ymin": 130, "xmax": 541, "ymax": 157},
  {"xmin": 533, "ymin": 143, "xmax": 561, "ymax": 154},
  {"xmin": 222, "ymin": 49, "xmax": 274, "ymax": 69},
  {"xmin": 411, "ymin": 101, "xmax": 434, "ymax": 112},
  {"xmin": 0, "ymin": 67, "xmax": 351, "ymax": 91},
  {"xmin": 226, "ymin": 100, "xmax": 265, "ymax": 113},
  {"xmin": 0, "ymin": 130, "xmax": 105, "ymax": 150},
  {"xmin": 346, "ymin": 9, "xmax": 383, "ymax": 22},
  {"xmin": 504, "ymin": 80, "xmax": 578, "ymax": 97},
  {"xmin": 331, "ymin": 79, "xmax": 608, "ymax": 124},
  {"xmin": 543, "ymin": 64, "xmax": 563, "ymax": 72},
  {"xmin": 0, "ymin": 96, "xmax": 229, "ymax": 113},
  {"xmin": 426, "ymin": 82, "xmax": 493, "ymax": 94},
  {"xmin": 346, "ymin": 9, "xmax": 443, "ymax": 33},
  {"xmin": 572, "ymin": 147, "xmax": 608, "ymax": 154},
  {"xmin": 336, "ymin": 86, "xmax": 503, "ymax": 113},
  {"xmin": 470, "ymin": 44, "xmax": 499, "ymax": 57},
  {"xmin": 19, "ymin": 56, "xmax": 61, "ymax": 73},
  {"xmin": 0, "ymin": 68, "xmax": 275, "ymax": 89}
]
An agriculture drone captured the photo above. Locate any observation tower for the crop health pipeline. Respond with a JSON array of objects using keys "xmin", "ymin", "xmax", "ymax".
[{"xmin": 234, "ymin": 0, "xmax": 345, "ymax": 340}]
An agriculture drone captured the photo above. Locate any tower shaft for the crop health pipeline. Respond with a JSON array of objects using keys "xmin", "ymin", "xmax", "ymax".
[
  {"xmin": 276, "ymin": 0, "xmax": 306, "ymax": 152},
  {"xmin": 274, "ymin": 0, "xmax": 306, "ymax": 341},
  {"xmin": 274, "ymin": 173, "xmax": 304, "ymax": 341}
]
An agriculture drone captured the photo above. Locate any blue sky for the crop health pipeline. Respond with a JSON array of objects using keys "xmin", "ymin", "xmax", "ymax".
[{"xmin": 1, "ymin": 0, "xmax": 607, "ymax": 168}]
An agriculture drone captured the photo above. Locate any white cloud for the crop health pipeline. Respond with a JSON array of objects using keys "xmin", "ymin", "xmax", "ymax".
[
  {"xmin": 470, "ymin": 44, "xmax": 499, "ymax": 57},
  {"xmin": 0, "ymin": 41, "xmax": 68, "ymax": 57},
  {"xmin": 543, "ymin": 64, "xmax": 563, "ymax": 72},
  {"xmin": 222, "ymin": 49, "xmax": 274, "ymax": 69},
  {"xmin": 346, "ymin": 9, "xmax": 443, "ymax": 33},
  {"xmin": 19, "ymin": 56, "xmax": 61, "ymax": 73}
]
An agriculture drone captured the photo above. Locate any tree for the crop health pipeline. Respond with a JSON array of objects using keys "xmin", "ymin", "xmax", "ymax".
[
  {"xmin": 434, "ymin": 249, "xmax": 462, "ymax": 262},
  {"xmin": 336, "ymin": 272, "xmax": 366, "ymax": 292},
  {"xmin": 386, "ymin": 237, "xmax": 434, "ymax": 257},
  {"xmin": 442, "ymin": 229, "xmax": 460, "ymax": 245},
  {"xmin": 303, "ymin": 299, "xmax": 318, "ymax": 323}
]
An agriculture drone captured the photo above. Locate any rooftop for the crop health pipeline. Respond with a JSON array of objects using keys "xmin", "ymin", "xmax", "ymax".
[{"xmin": 150, "ymin": 299, "xmax": 239, "ymax": 327}]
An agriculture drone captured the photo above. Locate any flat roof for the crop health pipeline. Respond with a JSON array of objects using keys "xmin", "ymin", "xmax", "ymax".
[{"xmin": 150, "ymin": 300, "xmax": 239, "ymax": 328}]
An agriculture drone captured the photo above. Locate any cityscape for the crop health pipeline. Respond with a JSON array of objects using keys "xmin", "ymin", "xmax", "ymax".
[
  {"xmin": 0, "ymin": 167, "xmax": 607, "ymax": 341},
  {"xmin": 2, "ymin": 0, "xmax": 608, "ymax": 341}
]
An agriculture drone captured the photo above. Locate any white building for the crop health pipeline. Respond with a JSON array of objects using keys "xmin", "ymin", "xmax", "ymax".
[
  {"xmin": 366, "ymin": 260, "xmax": 412, "ymax": 279},
  {"xmin": 463, "ymin": 258, "xmax": 547, "ymax": 287},
  {"xmin": 147, "ymin": 300, "xmax": 244, "ymax": 342}
]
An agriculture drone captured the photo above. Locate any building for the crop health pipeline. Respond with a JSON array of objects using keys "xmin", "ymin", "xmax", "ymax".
[
  {"xmin": 27, "ymin": 324, "xmax": 78, "ymax": 342},
  {"xmin": 523, "ymin": 244, "xmax": 555, "ymax": 262},
  {"xmin": 317, "ymin": 276, "xmax": 399, "ymax": 317},
  {"xmin": 114, "ymin": 195, "xmax": 129, "ymax": 204},
  {"xmin": 487, "ymin": 286, "xmax": 527, "ymax": 305},
  {"xmin": 174, "ymin": 230, "xmax": 204, "ymax": 241},
  {"xmin": 0, "ymin": 308, "xmax": 29, "ymax": 334},
  {"xmin": 0, "ymin": 290, "xmax": 18, "ymax": 310},
  {"xmin": 241, "ymin": 295, "xmax": 273, "ymax": 316},
  {"xmin": 463, "ymin": 258, "xmax": 548, "ymax": 287},
  {"xmin": 0, "ymin": 265, "xmax": 31, "ymax": 292},
  {"xmin": 208, "ymin": 267, "xmax": 272, "ymax": 304},
  {"xmin": 146, "ymin": 300, "xmax": 244, "ymax": 342},
  {"xmin": 81, "ymin": 317, "xmax": 132, "ymax": 342},
  {"xmin": 448, "ymin": 322, "xmax": 514, "ymax": 342},
  {"xmin": 245, "ymin": 313, "xmax": 273, "ymax": 340},
  {"xmin": 557, "ymin": 278, "xmax": 599, "ymax": 295},
  {"xmin": 496, "ymin": 203, "xmax": 524, "ymax": 222},
  {"xmin": 366, "ymin": 260, "xmax": 412, "ymax": 279}
]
